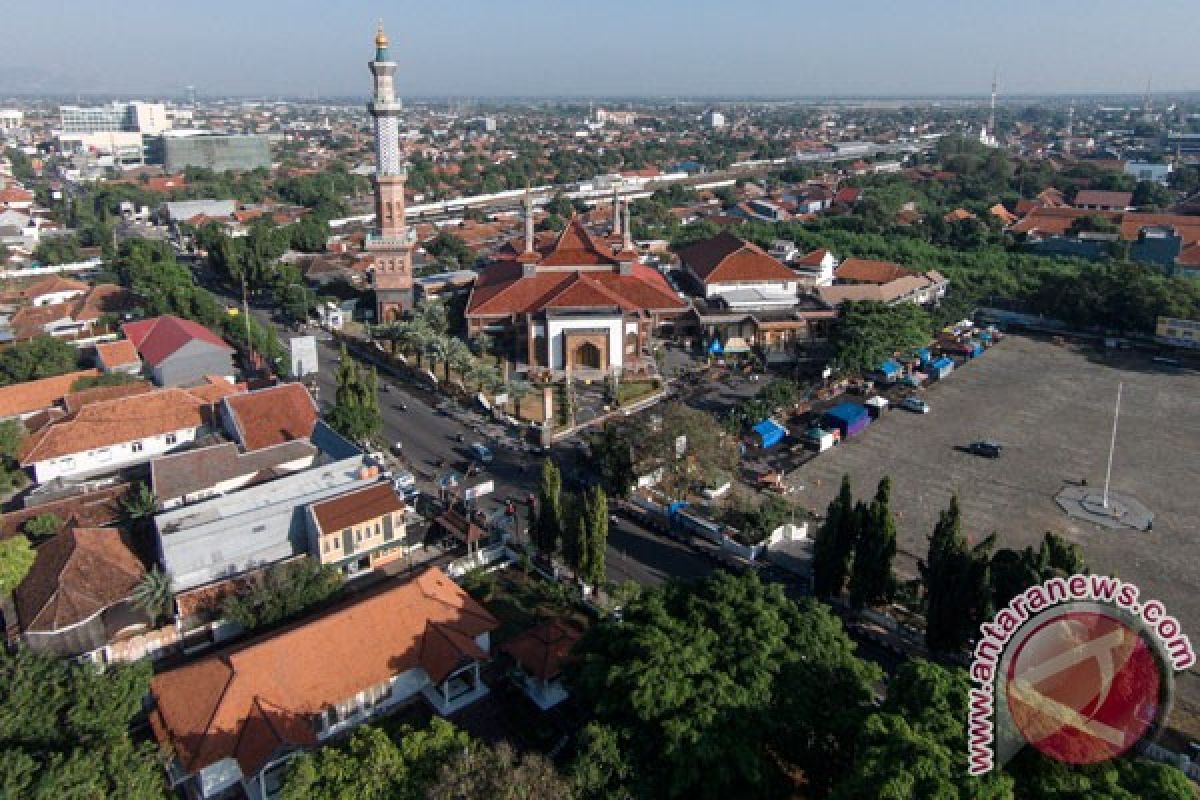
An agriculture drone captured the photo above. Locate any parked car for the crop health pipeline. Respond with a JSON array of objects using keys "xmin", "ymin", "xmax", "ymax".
[
  {"xmin": 470, "ymin": 443, "xmax": 494, "ymax": 463},
  {"xmin": 900, "ymin": 396, "xmax": 931, "ymax": 414},
  {"xmin": 968, "ymin": 440, "xmax": 1003, "ymax": 458}
]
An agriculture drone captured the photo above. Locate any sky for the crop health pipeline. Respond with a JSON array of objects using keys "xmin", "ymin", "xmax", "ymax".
[{"xmin": 5, "ymin": 0, "xmax": 1199, "ymax": 99}]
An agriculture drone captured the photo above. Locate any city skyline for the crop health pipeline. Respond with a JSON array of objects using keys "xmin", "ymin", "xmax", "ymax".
[{"xmin": 5, "ymin": 0, "xmax": 1200, "ymax": 99}]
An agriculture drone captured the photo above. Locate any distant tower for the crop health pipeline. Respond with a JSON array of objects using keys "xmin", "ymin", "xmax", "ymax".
[
  {"xmin": 989, "ymin": 68, "xmax": 998, "ymax": 137},
  {"xmin": 366, "ymin": 22, "xmax": 414, "ymax": 321},
  {"xmin": 1065, "ymin": 104, "xmax": 1075, "ymax": 154},
  {"xmin": 1143, "ymin": 74, "xmax": 1153, "ymax": 115}
]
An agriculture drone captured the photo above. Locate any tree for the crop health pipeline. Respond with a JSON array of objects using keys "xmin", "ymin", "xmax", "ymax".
[
  {"xmin": 70, "ymin": 372, "xmax": 144, "ymax": 391},
  {"xmin": 830, "ymin": 660, "xmax": 1014, "ymax": 800},
  {"xmin": 0, "ymin": 335, "xmax": 80, "ymax": 386},
  {"xmin": 1131, "ymin": 180, "xmax": 1174, "ymax": 210},
  {"xmin": 812, "ymin": 475, "xmax": 856, "ymax": 599},
  {"xmin": 652, "ymin": 402, "xmax": 739, "ymax": 501},
  {"xmin": 989, "ymin": 531, "xmax": 1086, "ymax": 608},
  {"xmin": 23, "ymin": 513, "xmax": 63, "ymax": 540},
  {"xmin": 588, "ymin": 424, "xmax": 636, "ymax": 498},
  {"xmin": 222, "ymin": 557, "xmax": 342, "ymax": 630},
  {"xmin": 585, "ymin": 485, "xmax": 608, "ymax": 587},
  {"xmin": 131, "ymin": 567, "xmax": 173, "ymax": 625},
  {"xmin": 534, "ymin": 459, "xmax": 563, "ymax": 555},
  {"xmin": 431, "ymin": 739, "xmax": 575, "ymax": 799},
  {"xmin": 424, "ymin": 230, "xmax": 474, "ymax": 267},
  {"xmin": 832, "ymin": 300, "xmax": 931, "ymax": 375},
  {"xmin": 849, "ymin": 477, "xmax": 898, "ymax": 608},
  {"xmin": 920, "ymin": 496, "xmax": 993, "ymax": 653},
  {"xmin": 326, "ymin": 347, "xmax": 382, "ymax": 444},
  {"xmin": 568, "ymin": 571, "xmax": 880, "ymax": 800},
  {"xmin": 34, "ymin": 235, "xmax": 82, "ymax": 266},
  {"xmin": 281, "ymin": 719, "xmax": 470, "ymax": 800},
  {"xmin": 119, "ymin": 481, "xmax": 159, "ymax": 523},
  {"xmin": 0, "ymin": 648, "xmax": 165, "ymax": 799},
  {"xmin": 0, "ymin": 535, "xmax": 36, "ymax": 593}
]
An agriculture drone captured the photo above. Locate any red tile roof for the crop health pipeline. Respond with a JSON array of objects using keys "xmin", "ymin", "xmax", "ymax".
[
  {"xmin": 122, "ymin": 315, "xmax": 234, "ymax": 368},
  {"xmin": 1073, "ymin": 190, "xmax": 1132, "ymax": 209},
  {"xmin": 222, "ymin": 383, "xmax": 317, "ymax": 451},
  {"xmin": 501, "ymin": 619, "xmax": 582, "ymax": 681},
  {"xmin": 675, "ymin": 231, "xmax": 797, "ymax": 284},
  {"xmin": 833, "ymin": 187, "xmax": 862, "ymax": 205},
  {"xmin": 466, "ymin": 260, "xmax": 683, "ymax": 317},
  {"xmin": 835, "ymin": 258, "xmax": 916, "ymax": 284},
  {"xmin": 94, "ymin": 339, "xmax": 142, "ymax": 370},
  {"xmin": 149, "ymin": 567, "xmax": 498, "ymax": 778},
  {"xmin": 14, "ymin": 527, "xmax": 145, "ymax": 633},
  {"xmin": 794, "ymin": 248, "xmax": 832, "ymax": 267},
  {"xmin": 0, "ymin": 369, "xmax": 102, "ymax": 418},
  {"xmin": 310, "ymin": 481, "xmax": 404, "ymax": 534}
]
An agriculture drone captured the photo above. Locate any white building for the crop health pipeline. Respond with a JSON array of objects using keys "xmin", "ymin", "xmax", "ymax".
[
  {"xmin": 0, "ymin": 110, "xmax": 23, "ymax": 131},
  {"xmin": 702, "ymin": 109, "xmax": 726, "ymax": 129}
]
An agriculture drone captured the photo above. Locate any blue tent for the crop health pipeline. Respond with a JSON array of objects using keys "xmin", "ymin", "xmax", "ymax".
[
  {"xmin": 915, "ymin": 348, "xmax": 932, "ymax": 363},
  {"xmin": 708, "ymin": 338, "xmax": 724, "ymax": 354},
  {"xmin": 878, "ymin": 359, "xmax": 903, "ymax": 378},
  {"xmin": 752, "ymin": 418, "xmax": 787, "ymax": 449}
]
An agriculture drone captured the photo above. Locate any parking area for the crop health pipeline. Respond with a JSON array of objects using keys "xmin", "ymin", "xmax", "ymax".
[{"xmin": 789, "ymin": 335, "xmax": 1200, "ymax": 700}]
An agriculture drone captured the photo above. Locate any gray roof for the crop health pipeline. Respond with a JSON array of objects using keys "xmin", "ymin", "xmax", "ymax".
[
  {"xmin": 161, "ymin": 199, "xmax": 236, "ymax": 222},
  {"xmin": 151, "ymin": 439, "xmax": 317, "ymax": 504},
  {"xmin": 155, "ymin": 453, "xmax": 372, "ymax": 592}
]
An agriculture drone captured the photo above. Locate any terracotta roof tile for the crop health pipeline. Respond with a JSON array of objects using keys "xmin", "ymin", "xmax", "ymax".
[
  {"xmin": 0, "ymin": 369, "xmax": 102, "ymax": 418},
  {"xmin": 222, "ymin": 383, "xmax": 317, "ymax": 451},
  {"xmin": 14, "ymin": 527, "xmax": 145, "ymax": 633},
  {"xmin": 310, "ymin": 482, "xmax": 403, "ymax": 534},
  {"xmin": 501, "ymin": 619, "xmax": 582, "ymax": 681},
  {"xmin": 150, "ymin": 567, "xmax": 498, "ymax": 777},
  {"xmin": 94, "ymin": 339, "xmax": 142, "ymax": 370},
  {"xmin": 834, "ymin": 258, "xmax": 916, "ymax": 284}
]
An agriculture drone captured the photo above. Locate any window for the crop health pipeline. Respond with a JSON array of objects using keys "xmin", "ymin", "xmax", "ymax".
[
  {"xmin": 322, "ymin": 539, "xmax": 330, "ymax": 554},
  {"xmin": 165, "ymin": 433, "xmax": 177, "ymax": 445},
  {"xmin": 355, "ymin": 529, "xmax": 363, "ymax": 542},
  {"xmin": 131, "ymin": 441, "xmax": 143, "ymax": 453}
]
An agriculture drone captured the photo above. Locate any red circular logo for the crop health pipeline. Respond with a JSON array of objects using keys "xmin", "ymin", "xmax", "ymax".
[{"xmin": 1006, "ymin": 610, "xmax": 1164, "ymax": 764}]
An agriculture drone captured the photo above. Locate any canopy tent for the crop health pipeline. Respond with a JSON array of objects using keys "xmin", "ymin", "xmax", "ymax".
[{"xmin": 751, "ymin": 418, "xmax": 787, "ymax": 449}]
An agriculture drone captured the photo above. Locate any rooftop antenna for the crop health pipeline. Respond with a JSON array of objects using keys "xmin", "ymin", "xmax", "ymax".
[
  {"xmin": 1102, "ymin": 382, "xmax": 1123, "ymax": 510},
  {"xmin": 1142, "ymin": 74, "xmax": 1152, "ymax": 114}
]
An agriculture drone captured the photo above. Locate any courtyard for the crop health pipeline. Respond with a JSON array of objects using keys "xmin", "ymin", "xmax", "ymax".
[{"xmin": 788, "ymin": 334, "xmax": 1200, "ymax": 716}]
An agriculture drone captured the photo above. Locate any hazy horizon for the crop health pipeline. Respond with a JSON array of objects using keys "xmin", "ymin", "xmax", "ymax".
[{"xmin": 6, "ymin": 0, "xmax": 1199, "ymax": 98}]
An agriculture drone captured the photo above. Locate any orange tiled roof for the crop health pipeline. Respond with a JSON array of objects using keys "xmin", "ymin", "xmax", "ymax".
[
  {"xmin": 149, "ymin": 567, "xmax": 498, "ymax": 778},
  {"xmin": 94, "ymin": 339, "xmax": 142, "ymax": 370},
  {"xmin": 466, "ymin": 260, "xmax": 684, "ymax": 318},
  {"xmin": 501, "ymin": 619, "xmax": 582, "ymax": 681},
  {"xmin": 18, "ymin": 384, "xmax": 239, "ymax": 465},
  {"xmin": 835, "ymin": 258, "xmax": 916, "ymax": 284},
  {"xmin": 0, "ymin": 369, "xmax": 101, "ymax": 418},
  {"xmin": 221, "ymin": 382, "xmax": 317, "ymax": 451}
]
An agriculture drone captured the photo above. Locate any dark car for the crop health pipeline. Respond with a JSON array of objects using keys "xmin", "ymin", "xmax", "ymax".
[{"xmin": 968, "ymin": 440, "xmax": 1003, "ymax": 458}]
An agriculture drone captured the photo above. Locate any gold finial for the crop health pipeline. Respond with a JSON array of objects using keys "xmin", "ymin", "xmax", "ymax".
[{"xmin": 375, "ymin": 21, "xmax": 389, "ymax": 49}]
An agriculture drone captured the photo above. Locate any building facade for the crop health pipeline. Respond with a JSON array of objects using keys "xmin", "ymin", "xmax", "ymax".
[
  {"xmin": 366, "ymin": 24, "xmax": 415, "ymax": 321},
  {"xmin": 307, "ymin": 481, "xmax": 410, "ymax": 577}
]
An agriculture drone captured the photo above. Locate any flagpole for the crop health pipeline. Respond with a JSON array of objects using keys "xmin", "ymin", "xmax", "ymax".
[{"xmin": 1102, "ymin": 382, "xmax": 1122, "ymax": 510}]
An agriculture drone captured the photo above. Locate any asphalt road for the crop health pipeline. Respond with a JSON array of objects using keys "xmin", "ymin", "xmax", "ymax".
[{"xmin": 606, "ymin": 515, "xmax": 714, "ymax": 587}]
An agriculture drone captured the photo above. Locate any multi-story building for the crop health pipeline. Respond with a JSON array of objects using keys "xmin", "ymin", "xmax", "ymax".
[{"xmin": 307, "ymin": 481, "xmax": 410, "ymax": 577}]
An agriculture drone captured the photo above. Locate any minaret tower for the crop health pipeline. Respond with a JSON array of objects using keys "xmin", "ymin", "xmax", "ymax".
[
  {"xmin": 367, "ymin": 22, "xmax": 414, "ymax": 321},
  {"xmin": 988, "ymin": 68, "xmax": 998, "ymax": 137}
]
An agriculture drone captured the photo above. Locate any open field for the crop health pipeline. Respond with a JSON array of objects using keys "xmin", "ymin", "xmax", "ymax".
[{"xmin": 789, "ymin": 334, "xmax": 1200, "ymax": 714}]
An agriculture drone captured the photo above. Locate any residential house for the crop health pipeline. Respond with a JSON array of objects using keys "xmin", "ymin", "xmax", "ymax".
[
  {"xmin": 1072, "ymin": 190, "xmax": 1133, "ymax": 212},
  {"xmin": 18, "ymin": 383, "xmax": 242, "ymax": 484},
  {"xmin": 817, "ymin": 258, "xmax": 948, "ymax": 307},
  {"xmin": 0, "ymin": 368, "xmax": 101, "ymax": 420},
  {"xmin": 93, "ymin": 339, "xmax": 143, "ymax": 374},
  {"xmin": 501, "ymin": 619, "xmax": 582, "ymax": 711},
  {"xmin": 9, "ymin": 526, "xmax": 150, "ymax": 661},
  {"xmin": 676, "ymin": 231, "xmax": 800, "ymax": 306},
  {"xmin": 149, "ymin": 567, "xmax": 499, "ymax": 799},
  {"xmin": 123, "ymin": 315, "xmax": 237, "ymax": 387},
  {"xmin": 307, "ymin": 481, "xmax": 410, "ymax": 577},
  {"xmin": 792, "ymin": 248, "xmax": 838, "ymax": 289},
  {"xmin": 2, "ymin": 283, "xmax": 132, "ymax": 343},
  {"xmin": 219, "ymin": 382, "xmax": 318, "ymax": 451}
]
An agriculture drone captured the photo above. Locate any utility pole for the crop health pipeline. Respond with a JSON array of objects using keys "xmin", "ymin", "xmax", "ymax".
[
  {"xmin": 1102, "ymin": 382, "xmax": 1123, "ymax": 510},
  {"xmin": 241, "ymin": 276, "xmax": 254, "ymax": 374}
]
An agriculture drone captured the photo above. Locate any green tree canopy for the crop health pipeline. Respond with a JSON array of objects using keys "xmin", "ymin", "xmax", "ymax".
[
  {"xmin": 0, "ymin": 535, "xmax": 37, "ymax": 593},
  {"xmin": 833, "ymin": 300, "xmax": 932, "ymax": 375},
  {"xmin": 0, "ymin": 335, "xmax": 81, "ymax": 386},
  {"xmin": 568, "ymin": 571, "xmax": 880, "ymax": 799}
]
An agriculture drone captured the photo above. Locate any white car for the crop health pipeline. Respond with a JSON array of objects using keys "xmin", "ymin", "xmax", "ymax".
[{"xmin": 900, "ymin": 396, "xmax": 930, "ymax": 414}]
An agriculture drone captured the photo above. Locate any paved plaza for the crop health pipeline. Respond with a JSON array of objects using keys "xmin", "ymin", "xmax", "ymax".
[{"xmin": 789, "ymin": 335, "xmax": 1200, "ymax": 706}]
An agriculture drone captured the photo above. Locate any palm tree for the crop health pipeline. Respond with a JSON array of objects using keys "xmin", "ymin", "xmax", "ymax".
[
  {"xmin": 132, "ymin": 567, "xmax": 173, "ymax": 625},
  {"xmin": 373, "ymin": 323, "xmax": 404, "ymax": 356},
  {"xmin": 119, "ymin": 482, "xmax": 158, "ymax": 523}
]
